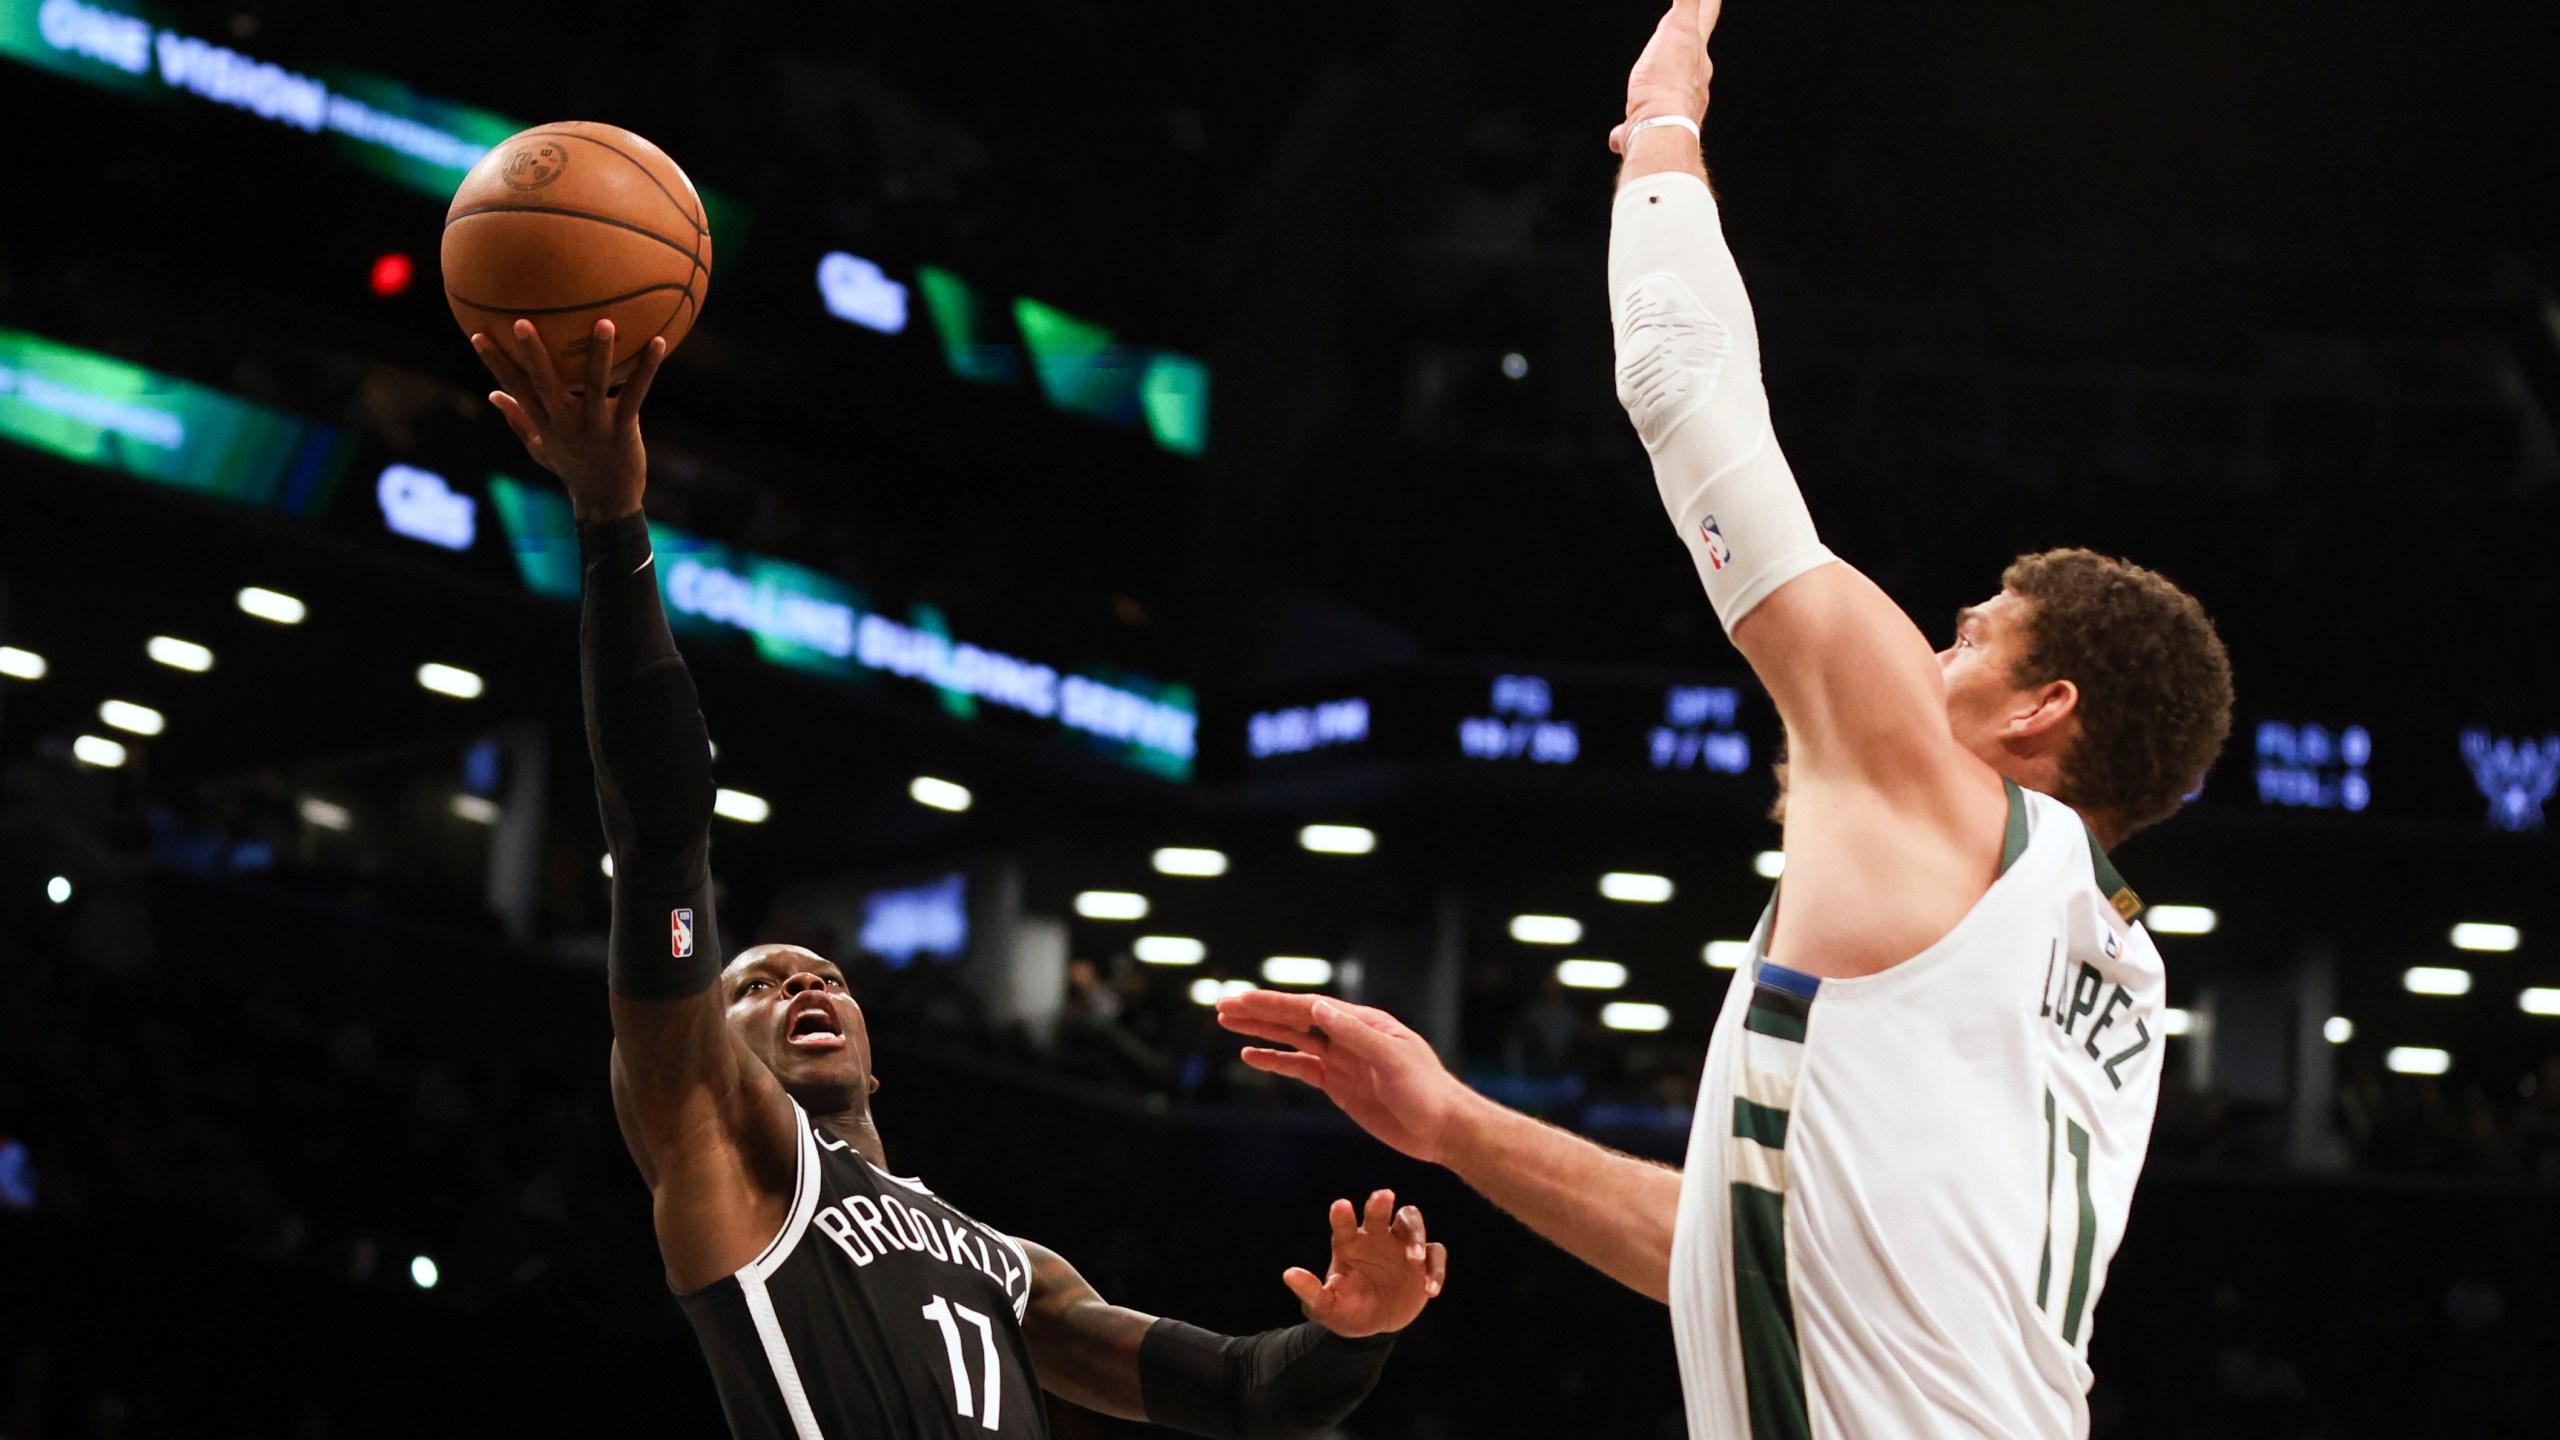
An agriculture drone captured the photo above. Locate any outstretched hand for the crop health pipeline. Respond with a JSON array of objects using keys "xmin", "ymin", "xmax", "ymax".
[
  {"xmin": 1216, "ymin": 991, "xmax": 1474, "ymax": 1165},
  {"xmin": 471, "ymin": 317, "xmax": 666, "ymax": 521},
  {"xmin": 1609, "ymin": 0, "xmax": 1722, "ymax": 155},
  {"xmin": 1282, "ymin": 1190, "xmax": 1448, "ymax": 1339}
]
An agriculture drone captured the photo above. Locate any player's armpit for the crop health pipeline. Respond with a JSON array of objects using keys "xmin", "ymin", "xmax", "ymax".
[
  {"xmin": 1729, "ymin": 560, "xmax": 1972, "ymax": 788},
  {"xmin": 607, "ymin": 1016, "xmax": 800, "ymax": 1293}
]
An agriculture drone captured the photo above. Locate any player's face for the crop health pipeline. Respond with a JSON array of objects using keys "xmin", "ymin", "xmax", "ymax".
[
  {"xmin": 722, "ymin": 945, "xmax": 875, "ymax": 1105},
  {"xmin": 1937, "ymin": 590, "xmax": 2033, "ymax": 759}
]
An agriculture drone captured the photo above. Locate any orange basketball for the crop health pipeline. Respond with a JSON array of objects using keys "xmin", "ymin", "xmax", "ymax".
[{"xmin": 441, "ymin": 122, "xmax": 712, "ymax": 386}]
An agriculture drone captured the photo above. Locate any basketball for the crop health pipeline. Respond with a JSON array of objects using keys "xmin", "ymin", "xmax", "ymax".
[{"xmin": 441, "ymin": 122, "xmax": 712, "ymax": 386}]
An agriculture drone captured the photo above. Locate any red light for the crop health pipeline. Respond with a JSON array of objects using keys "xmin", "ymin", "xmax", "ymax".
[{"xmin": 369, "ymin": 253, "xmax": 415, "ymax": 298}]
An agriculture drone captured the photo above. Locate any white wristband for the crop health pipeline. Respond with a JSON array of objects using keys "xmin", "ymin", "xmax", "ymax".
[{"xmin": 1624, "ymin": 114, "xmax": 1702, "ymax": 145}]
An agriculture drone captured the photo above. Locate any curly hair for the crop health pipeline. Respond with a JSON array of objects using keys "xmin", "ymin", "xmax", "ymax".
[{"xmin": 2001, "ymin": 549, "xmax": 2235, "ymax": 839}]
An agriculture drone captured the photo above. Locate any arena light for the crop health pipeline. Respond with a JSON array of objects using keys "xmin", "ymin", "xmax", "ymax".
[
  {"xmin": 1599, "ymin": 872, "xmax": 1674, "ymax": 904},
  {"xmin": 99, "ymin": 700, "xmax": 164, "ymax": 736},
  {"xmin": 2385, "ymin": 1047, "xmax": 2451, "ymax": 1076},
  {"xmin": 2451, "ymin": 923, "xmax": 2521, "ymax": 953},
  {"xmin": 1262, "ymin": 957, "xmax": 1334, "ymax": 987},
  {"xmin": 147, "ymin": 636, "xmax": 214, "ymax": 672},
  {"xmin": 71, "ymin": 734, "xmax": 127, "ymax": 768},
  {"xmin": 1299, "ymin": 824, "xmax": 1376, "ymax": 855},
  {"xmin": 237, "ymin": 587, "xmax": 306, "ymax": 624},
  {"xmin": 910, "ymin": 776, "xmax": 972, "ymax": 813},
  {"xmin": 600, "ymin": 854, "xmax": 614, "ymax": 879},
  {"xmin": 1074, "ymin": 891, "xmax": 1149, "ymax": 921},
  {"xmin": 714, "ymin": 789, "xmax": 771, "ymax": 824},
  {"xmin": 2147, "ymin": 906, "xmax": 2218, "ymax": 935},
  {"xmin": 1601, "ymin": 1002, "xmax": 1672, "ymax": 1033},
  {"xmin": 1135, "ymin": 935, "xmax": 1207, "ymax": 966},
  {"xmin": 1510, "ymin": 914, "xmax": 1583, "ymax": 946},
  {"xmin": 1752, "ymin": 851, "xmax": 1785, "ymax": 880},
  {"xmin": 46, "ymin": 876, "xmax": 71, "ymax": 905},
  {"xmin": 2403, "ymin": 966, "xmax": 2472, "ymax": 997},
  {"xmin": 0, "ymin": 646, "xmax": 46, "ymax": 680},
  {"xmin": 1704, "ymin": 940, "xmax": 1751, "ymax": 970},
  {"xmin": 1188, "ymin": 977, "xmax": 1254, "ymax": 1006},
  {"xmin": 1153, "ymin": 847, "xmax": 1229, "ymax": 878},
  {"xmin": 409, "ymin": 1255, "xmax": 439, "ymax": 1290},
  {"xmin": 2160, "ymin": 1008, "xmax": 2196, "ymax": 1036},
  {"xmin": 2520, "ymin": 989, "xmax": 2560, "ymax": 1017},
  {"xmin": 449, "ymin": 794, "xmax": 500, "ymax": 825},
  {"xmin": 1556, "ymin": 959, "xmax": 1628, "ymax": 990},
  {"xmin": 369, "ymin": 252, "xmax": 415, "ymax": 299},
  {"xmin": 2323, "ymin": 1016, "xmax": 2355, "ymax": 1044},
  {"xmin": 298, "ymin": 797, "xmax": 352, "ymax": 832},
  {"xmin": 416, "ymin": 663, "xmax": 483, "ymax": 700}
]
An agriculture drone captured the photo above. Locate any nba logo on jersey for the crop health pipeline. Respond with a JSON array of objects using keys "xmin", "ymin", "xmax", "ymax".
[
  {"xmin": 671, "ymin": 908, "xmax": 695, "ymax": 958},
  {"xmin": 1700, "ymin": 516, "xmax": 1732, "ymax": 571}
]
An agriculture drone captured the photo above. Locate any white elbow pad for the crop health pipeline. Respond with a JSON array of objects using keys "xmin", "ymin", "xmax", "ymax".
[{"xmin": 1610, "ymin": 173, "xmax": 1833, "ymax": 632}]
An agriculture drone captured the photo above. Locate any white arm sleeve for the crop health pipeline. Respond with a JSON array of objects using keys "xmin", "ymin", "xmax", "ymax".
[{"xmin": 1609, "ymin": 172, "xmax": 1835, "ymax": 632}]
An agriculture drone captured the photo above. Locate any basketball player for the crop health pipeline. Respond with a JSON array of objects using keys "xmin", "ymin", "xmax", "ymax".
[
  {"xmin": 1214, "ymin": 4, "xmax": 2233, "ymax": 1437},
  {"xmin": 471, "ymin": 318, "xmax": 1448, "ymax": 1440}
]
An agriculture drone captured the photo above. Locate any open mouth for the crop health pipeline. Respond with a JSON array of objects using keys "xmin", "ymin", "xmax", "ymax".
[{"xmin": 786, "ymin": 1001, "xmax": 846, "ymax": 1050}]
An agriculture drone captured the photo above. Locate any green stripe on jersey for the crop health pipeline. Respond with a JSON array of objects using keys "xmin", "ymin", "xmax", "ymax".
[
  {"xmin": 1744, "ymin": 987, "xmax": 1809, "ymax": 1043},
  {"xmin": 1732, "ymin": 1097, "xmax": 1792, "ymax": 1150},
  {"xmin": 1731, "ymin": 1183, "xmax": 1811, "ymax": 1440}
]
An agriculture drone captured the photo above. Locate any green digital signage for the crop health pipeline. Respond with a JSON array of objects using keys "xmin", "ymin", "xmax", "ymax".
[
  {"xmin": 489, "ymin": 474, "xmax": 1195, "ymax": 778},
  {"xmin": 1, "ymin": 0, "xmax": 746, "ymax": 242},
  {"xmin": 911, "ymin": 265, "xmax": 1208, "ymax": 457},
  {"xmin": 0, "ymin": 326, "xmax": 353, "ymax": 513}
]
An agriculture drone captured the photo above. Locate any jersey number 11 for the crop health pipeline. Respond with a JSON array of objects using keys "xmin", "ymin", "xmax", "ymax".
[
  {"xmin": 922, "ymin": 1294, "xmax": 1005, "ymax": 1431},
  {"xmin": 2037, "ymin": 1089, "xmax": 2097, "ymax": 1347}
]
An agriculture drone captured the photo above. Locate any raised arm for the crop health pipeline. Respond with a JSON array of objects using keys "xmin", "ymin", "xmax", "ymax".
[
  {"xmin": 1017, "ymin": 1194, "xmax": 1440, "ymax": 1437},
  {"xmin": 476, "ymin": 318, "xmax": 797, "ymax": 1291},
  {"xmin": 1608, "ymin": 3, "xmax": 2009, "ymax": 974},
  {"xmin": 1218, "ymin": 992, "xmax": 1682, "ymax": 1303}
]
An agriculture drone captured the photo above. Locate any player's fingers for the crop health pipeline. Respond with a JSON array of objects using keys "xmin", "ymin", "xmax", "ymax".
[
  {"xmin": 583, "ymin": 319, "xmax": 616, "ymax": 419},
  {"xmin": 488, "ymin": 391, "xmax": 542, "ymax": 450},
  {"xmin": 1237, "ymin": 1048, "xmax": 1325, "ymax": 1086},
  {"xmin": 1425, "ymin": 1242, "xmax": 1448, "ymax": 1296},
  {"xmin": 1220, "ymin": 1015, "xmax": 1321, "ymax": 1051},
  {"xmin": 1308, "ymin": 999, "xmax": 1403, "ymax": 1058},
  {"xmin": 1363, "ymin": 1189, "xmax": 1395, "ymax": 1234},
  {"xmin": 1281, "ymin": 1266, "xmax": 1328, "ymax": 1313},
  {"xmin": 511, "ymin": 319, "xmax": 571, "ymax": 412},
  {"xmin": 1608, "ymin": 121, "xmax": 1630, "ymax": 155},
  {"xmin": 614, "ymin": 336, "xmax": 669, "ymax": 432},
  {"xmin": 1217, "ymin": 989, "xmax": 1323, "ymax": 1030},
  {"xmin": 470, "ymin": 334, "xmax": 544, "ymax": 415},
  {"xmin": 1327, "ymin": 1198, "xmax": 1361, "ymax": 1247},
  {"xmin": 1392, "ymin": 1205, "xmax": 1427, "ymax": 1250}
]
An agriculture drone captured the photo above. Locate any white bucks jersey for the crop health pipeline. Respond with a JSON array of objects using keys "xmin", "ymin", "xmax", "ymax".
[{"xmin": 1669, "ymin": 783, "xmax": 2165, "ymax": 1440}]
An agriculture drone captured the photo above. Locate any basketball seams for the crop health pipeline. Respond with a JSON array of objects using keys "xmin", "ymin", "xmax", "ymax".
[
  {"xmin": 444, "ymin": 204, "xmax": 701, "ymax": 264},
  {"xmin": 445, "ymin": 122, "xmax": 710, "ymax": 378},
  {"xmin": 447, "ymin": 280, "xmax": 697, "ymax": 318},
  {"xmin": 518, "ymin": 127, "xmax": 709, "ymax": 240}
]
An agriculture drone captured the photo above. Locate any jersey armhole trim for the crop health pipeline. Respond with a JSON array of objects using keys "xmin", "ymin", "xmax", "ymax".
[
  {"xmin": 739, "ymin": 1098, "xmax": 825, "ymax": 1285},
  {"xmin": 2083, "ymin": 823, "xmax": 2142, "ymax": 922}
]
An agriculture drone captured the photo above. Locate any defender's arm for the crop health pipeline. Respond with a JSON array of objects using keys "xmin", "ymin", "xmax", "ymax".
[{"xmin": 1607, "ymin": 4, "xmax": 2006, "ymax": 977}]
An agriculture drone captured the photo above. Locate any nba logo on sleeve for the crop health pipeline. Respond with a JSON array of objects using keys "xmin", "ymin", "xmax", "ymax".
[
  {"xmin": 1700, "ymin": 516, "xmax": 1733, "ymax": 571},
  {"xmin": 672, "ymin": 908, "xmax": 695, "ymax": 959}
]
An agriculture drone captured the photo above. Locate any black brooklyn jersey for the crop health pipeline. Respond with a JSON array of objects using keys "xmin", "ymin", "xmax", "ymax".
[{"xmin": 680, "ymin": 1102, "xmax": 1048, "ymax": 1439}]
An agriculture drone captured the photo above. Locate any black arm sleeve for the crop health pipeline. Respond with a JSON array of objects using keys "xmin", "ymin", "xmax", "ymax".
[
  {"xmin": 1137, "ymin": 1319, "xmax": 1396, "ymax": 1440},
  {"xmin": 578, "ymin": 510, "xmax": 721, "ymax": 1000}
]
